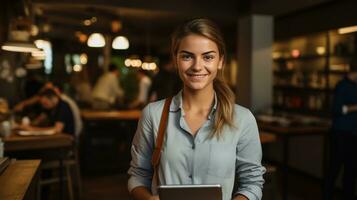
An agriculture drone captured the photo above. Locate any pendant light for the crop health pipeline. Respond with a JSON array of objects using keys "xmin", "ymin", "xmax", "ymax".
[
  {"xmin": 87, "ymin": 33, "xmax": 105, "ymax": 47},
  {"xmin": 112, "ymin": 36, "xmax": 129, "ymax": 50}
]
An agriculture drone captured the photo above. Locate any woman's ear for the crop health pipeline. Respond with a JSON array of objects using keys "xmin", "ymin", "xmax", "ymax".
[{"xmin": 218, "ymin": 57, "xmax": 224, "ymax": 70}]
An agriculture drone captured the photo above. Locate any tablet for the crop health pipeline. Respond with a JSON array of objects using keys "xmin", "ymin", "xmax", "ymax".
[{"xmin": 158, "ymin": 184, "xmax": 222, "ymax": 200}]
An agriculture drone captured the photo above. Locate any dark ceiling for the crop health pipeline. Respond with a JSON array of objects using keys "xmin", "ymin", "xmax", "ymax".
[{"xmin": 28, "ymin": 0, "xmax": 334, "ymax": 54}]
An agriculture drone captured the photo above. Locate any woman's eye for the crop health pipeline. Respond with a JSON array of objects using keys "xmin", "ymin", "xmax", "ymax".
[
  {"xmin": 181, "ymin": 54, "xmax": 193, "ymax": 61},
  {"xmin": 204, "ymin": 55, "xmax": 214, "ymax": 61}
]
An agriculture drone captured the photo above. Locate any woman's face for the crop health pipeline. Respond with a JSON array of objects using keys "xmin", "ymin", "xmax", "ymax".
[{"xmin": 176, "ymin": 34, "xmax": 223, "ymax": 92}]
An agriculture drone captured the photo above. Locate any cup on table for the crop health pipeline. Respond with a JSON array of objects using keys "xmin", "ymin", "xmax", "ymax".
[{"xmin": 0, "ymin": 120, "xmax": 11, "ymax": 138}]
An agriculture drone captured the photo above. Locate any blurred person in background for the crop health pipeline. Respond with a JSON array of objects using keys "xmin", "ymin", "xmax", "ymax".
[
  {"xmin": 92, "ymin": 63, "xmax": 124, "ymax": 110},
  {"xmin": 324, "ymin": 56, "xmax": 357, "ymax": 200},
  {"xmin": 70, "ymin": 68, "xmax": 92, "ymax": 108},
  {"xmin": 14, "ymin": 83, "xmax": 82, "ymax": 137},
  {"xmin": 149, "ymin": 57, "xmax": 181, "ymax": 101},
  {"xmin": 129, "ymin": 69, "xmax": 152, "ymax": 109}
]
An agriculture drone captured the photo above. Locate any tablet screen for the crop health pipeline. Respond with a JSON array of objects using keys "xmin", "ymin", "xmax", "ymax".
[{"xmin": 158, "ymin": 184, "xmax": 222, "ymax": 200}]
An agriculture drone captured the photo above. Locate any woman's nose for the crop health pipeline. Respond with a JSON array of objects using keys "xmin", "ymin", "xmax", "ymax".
[{"xmin": 191, "ymin": 58, "xmax": 204, "ymax": 71}]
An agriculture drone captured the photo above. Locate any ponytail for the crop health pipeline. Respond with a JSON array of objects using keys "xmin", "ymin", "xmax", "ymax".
[{"xmin": 212, "ymin": 73, "xmax": 235, "ymax": 138}]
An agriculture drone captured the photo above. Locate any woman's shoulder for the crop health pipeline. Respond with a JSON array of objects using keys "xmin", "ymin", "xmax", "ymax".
[
  {"xmin": 141, "ymin": 99, "xmax": 167, "ymax": 119},
  {"xmin": 233, "ymin": 104, "xmax": 256, "ymax": 124}
]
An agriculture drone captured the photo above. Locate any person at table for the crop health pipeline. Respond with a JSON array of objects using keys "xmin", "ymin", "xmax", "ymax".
[
  {"xmin": 92, "ymin": 63, "xmax": 124, "ymax": 110},
  {"xmin": 128, "ymin": 69, "xmax": 152, "ymax": 109},
  {"xmin": 14, "ymin": 86, "xmax": 82, "ymax": 137},
  {"xmin": 324, "ymin": 56, "xmax": 357, "ymax": 200},
  {"xmin": 128, "ymin": 18, "xmax": 265, "ymax": 200}
]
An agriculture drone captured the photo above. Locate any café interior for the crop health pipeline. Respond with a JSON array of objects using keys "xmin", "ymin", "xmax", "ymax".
[{"xmin": 0, "ymin": 0, "xmax": 357, "ymax": 200}]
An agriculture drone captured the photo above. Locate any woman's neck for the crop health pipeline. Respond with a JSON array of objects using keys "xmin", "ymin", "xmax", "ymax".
[{"xmin": 182, "ymin": 86, "xmax": 215, "ymax": 112}]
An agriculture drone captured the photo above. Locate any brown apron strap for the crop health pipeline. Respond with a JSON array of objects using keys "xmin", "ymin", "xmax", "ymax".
[{"xmin": 151, "ymin": 97, "xmax": 173, "ymax": 186}]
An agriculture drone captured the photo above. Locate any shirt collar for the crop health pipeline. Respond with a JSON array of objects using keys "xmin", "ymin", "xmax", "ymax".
[{"xmin": 169, "ymin": 90, "xmax": 218, "ymax": 119}]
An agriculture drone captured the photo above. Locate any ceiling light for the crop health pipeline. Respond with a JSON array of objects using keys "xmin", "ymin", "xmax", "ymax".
[
  {"xmin": 338, "ymin": 25, "xmax": 357, "ymax": 34},
  {"xmin": 112, "ymin": 36, "xmax": 129, "ymax": 50},
  {"xmin": 87, "ymin": 33, "xmax": 105, "ymax": 47},
  {"xmin": 73, "ymin": 64, "xmax": 82, "ymax": 72},
  {"xmin": 124, "ymin": 58, "xmax": 131, "ymax": 67},
  {"xmin": 80, "ymin": 53, "xmax": 88, "ymax": 64},
  {"xmin": 131, "ymin": 59, "xmax": 142, "ymax": 67},
  {"xmin": 316, "ymin": 46, "xmax": 326, "ymax": 55},
  {"xmin": 291, "ymin": 49, "xmax": 300, "ymax": 58},
  {"xmin": 30, "ymin": 25, "xmax": 39, "ymax": 36},
  {"xmin": 111, "ymin": 20, "xmax": 122, "ymax": 32},
  {"xmin": 31, "ymin": 50, "xmax": 46, "ymax": 57},
  {"xmin": 1, "ymin": 42, "xmax": 39, "ymax": 52},
  {"xmin": 83, "ymin": 20, "xmax": 91, "ymax": 26}
]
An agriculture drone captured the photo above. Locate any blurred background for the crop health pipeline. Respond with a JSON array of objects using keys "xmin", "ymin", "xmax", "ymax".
[{"xmin": 0, "ymin": 0, "xmax": 357, "ymax": 200}]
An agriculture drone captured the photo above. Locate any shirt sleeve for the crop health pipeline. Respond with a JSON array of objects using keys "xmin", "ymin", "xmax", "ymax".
[
  {"xmin": 127, "ymin": 104, "xmax": 155, "ymax": 193},
  {"xmin": 234, "ymin": 111, "xmax": 266, "ymax": 200}
]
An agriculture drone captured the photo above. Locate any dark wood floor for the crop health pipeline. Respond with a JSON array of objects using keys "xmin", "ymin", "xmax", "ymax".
[{"xmin": 82, "ymin": 173, "xmax": 131, "ymax": 200}]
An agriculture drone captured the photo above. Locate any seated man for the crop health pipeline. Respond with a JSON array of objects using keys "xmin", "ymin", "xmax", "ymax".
[{"xmin": 16, "ymin": 87, "xmax": 82, "ymax": 137}]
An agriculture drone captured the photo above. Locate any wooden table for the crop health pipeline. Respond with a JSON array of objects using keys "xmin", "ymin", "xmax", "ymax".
[
  {"xmin": 4, "ymin": 133, "xmax": 73, "ymax": 152},
  {"xmin": 258, "ymin": 121, "xmax": 330, "ymax": 200},
  {"xmin": 0, "ymin": 160, "xmax": 41, "ymax": 200},
  {"xmin": 81, "ymin": 110, "xmax": 141, "ymax": 121},
  {"xmin": 3, "ymin": 133, "xmax": 74, "ymax": 200}
]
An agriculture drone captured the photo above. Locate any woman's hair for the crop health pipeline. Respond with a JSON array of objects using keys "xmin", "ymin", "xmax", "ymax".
[{"xmin": 171, "ymin": 18, "xmax": 236, "ymax": 137}]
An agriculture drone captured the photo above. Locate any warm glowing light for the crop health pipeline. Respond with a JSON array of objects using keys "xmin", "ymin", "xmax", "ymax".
[
  {"xmin": 338, "ymin": 25, "xmax": 357, "ymax": 34},
  {"xmin": 1, "ymin": 42, "xmax": 39, "ymax": 52},
  {"xmin": 87, "ymin": 33, "xmax": 105, "ymax": 47},
  {"xmin": 73, "ymin": 64, "xmax": 82, "ymax": 72},
  {"xmin": 272, "ymin": 51, "xmax": 282, "ymax": 59},
  {"xmin": 111, "ymin": 20, "xmax": 122, "ymax": 32},
  {"xmin": 142, "ymin": 62, "xmax": 157, "ymax": 70},
  {"xmin": 291, "ymin": 49, "xmax": 300, "ymax": 58},
  {"xmin": 112, "ymin": 36, "xmax": 129, "ymax": 50},
  {"xmin": 83, "ymin": 20, "xmax": 91, "ymax": 26},
  {"xmin": 131, "ymin": 59, "xmax": 142, "ymax": 67},
  {"xmin": 124, "ymin": 59, "xmax": 131, "ymax": 67},
  {"xmin": 32, "ymin": 50, "xmax": 46, "ymax": 57},
  {"xmin": 316, "ymin": 46, "xmax": 326, "ymax": 55},
  {"xmin": 80, "ymin": 53, "xmax": 88, "ymax": 64}
]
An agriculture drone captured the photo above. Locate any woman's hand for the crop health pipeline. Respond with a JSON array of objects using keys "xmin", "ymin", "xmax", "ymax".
[
  {"xmin": 233, "ymin": 195, "xmax": 248, "ymax": 200},
  {"xmin": 148, "ymin": 196, "xmax": 160, "ymax": 200}
]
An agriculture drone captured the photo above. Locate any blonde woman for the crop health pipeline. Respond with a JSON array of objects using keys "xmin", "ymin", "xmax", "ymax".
[{"xmin": 128, "ymin": 18, "xmax": 265, "ymax": 200}]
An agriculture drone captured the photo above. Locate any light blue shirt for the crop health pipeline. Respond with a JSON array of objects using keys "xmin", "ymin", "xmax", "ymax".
[{"xmin": 128, "ymin": 91, "xmax": 265, "ymax": 200}]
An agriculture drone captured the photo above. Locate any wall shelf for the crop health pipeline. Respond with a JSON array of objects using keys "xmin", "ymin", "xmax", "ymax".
[{"xmin": 273, "ymin": 30, "xmax": 356, "ymax": 116}]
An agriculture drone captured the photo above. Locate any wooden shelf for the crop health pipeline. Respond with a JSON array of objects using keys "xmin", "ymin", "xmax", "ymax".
[
  {"xmin": 273, "ymin": 54, "xmax": 326, "ymax": 62},
  {"xmin": 273, "ymin": 30, "xmax": 355, "ymax": 116},
  {"xmin": 273, "ymin": 85, "xmax": 328, "ymax": 92},
  {"xmin": 273, "ymin": 105, "xmax": 328, "ymax": 116}
]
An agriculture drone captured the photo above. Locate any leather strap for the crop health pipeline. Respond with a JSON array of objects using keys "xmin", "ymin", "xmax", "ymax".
[{"xmin": 151, "ymin": 97, "xmax": 173, "ymax": 185}]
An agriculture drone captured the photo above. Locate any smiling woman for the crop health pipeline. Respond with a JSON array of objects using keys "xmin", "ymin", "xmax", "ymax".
[
  {"xmin": 176, "ymin": 34, "xmax": 222, "ymax": 92},
  {"xmin": 128, "ymin": 18, "xmax": 265, "ymax": 200}
]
